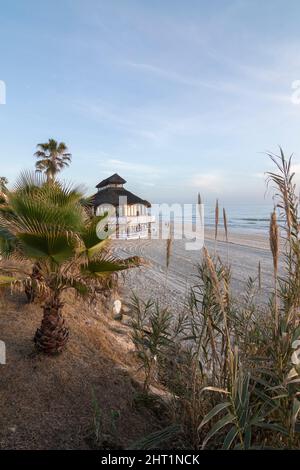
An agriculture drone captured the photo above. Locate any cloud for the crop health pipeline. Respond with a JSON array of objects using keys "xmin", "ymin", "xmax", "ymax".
[
  {"xmin": 123, "ymin": 61, "xmax": 290, "ymax": 104},
  {"xmin": 102, "ymin": 158, "xmax": 159, "ymax": 175},
  {"xmin": 96, "ymin": 157, "xmax": 161, "ymax": 181},
  {"xmin": 253, "ymin": 172, "xmax": 265, "ymax": 179},
  {"xmin": 76, "ymin": 101, "xmax": 162, "ymax": 143},
  {"xmin": 291, "ymin": 163, "xmax": 300, "ymax": 185},
  {"xmin": 187, "ymin": 169, "xmax": 271, "ymax": 203},
  {"xmin": 189, "ymin": 172, "xmax": 224, "ymax": 190},
  {"xmin": 123, "ymin": 61, "xmax": 219, "ymax": 90},
  {"xmin": 291, "ymin": 163, "xmax": 300, "ymax": 173},
  {"xmin": 66, "ymin": 4, "xmax": 300, "ymax": 203}
]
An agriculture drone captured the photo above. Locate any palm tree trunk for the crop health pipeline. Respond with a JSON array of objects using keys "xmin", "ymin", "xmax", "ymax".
[{"xmin": 34, "ymin": 298, "xmax": 69, "ymax": 354}]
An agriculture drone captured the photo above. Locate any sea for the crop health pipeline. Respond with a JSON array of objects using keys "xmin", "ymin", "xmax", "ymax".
[{"xmin": 151, "ymin": 203, "xmax": 277, "ymax": 234}]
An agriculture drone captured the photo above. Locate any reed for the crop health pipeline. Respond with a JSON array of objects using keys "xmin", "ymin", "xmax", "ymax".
[
  {"xmin": 269, "ymin": 209, "xmax": 279, "ymax": 334},
  {"xmin": 223, "ymin": 207, "xmax": 228, "ymax": 243},
  {"xmin": 214, "ymin": 199, "xmax": 219, "ymax": 243},
  {"xmin": 258, "ymin": 261, "xmax": 262, "ymax": 290},
  {"xmin": 270, "ymin": 210, "xmax": 279, "ymax": 275},
  {"xmin": 166, "ymin": 232, "xmax": 173, "ymax": 270},
  {"xmin": 138, "ymin": 150, "xmax": 300, "ymax": 449},
  {"xmin": 223, "ymin": 207, "xmax": 229, "ymax": 265},
  {"xmin": 164, "ymin": 226, "xmax": 173, "ymax": 297},
  {"xmin": 130, "ymin": 294, "xmax": 172, "ymax": 393},
  {"xmin": 197, "ymin": 192, "xmax": 202, "ymax": 206},
  {"xmin": 203, "ymin": 247, "xmax": 224, "ymax": 311},
  {"xmin": 203, "ymin": 246, "xmax": 232, "ymax": 384},
  {"xmin": 197, "ymin": 192, "xmax": 204, "ymax": 230}
]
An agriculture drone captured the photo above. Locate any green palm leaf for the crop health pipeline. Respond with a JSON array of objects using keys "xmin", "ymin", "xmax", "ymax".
[
  {"xmin": 80, "ymin": 215, "xmax": 110, "ymax": 256},
  {"xmin": 0, "ymin": 226, "xmax": 16, "ymax": 256},
  {"xmin": 81, "ymin": 256, "xmax": 140, "ymax": 277},
  {"xmin": 17, "ymin": 230, "xmax": 77, "ymax": 263}
]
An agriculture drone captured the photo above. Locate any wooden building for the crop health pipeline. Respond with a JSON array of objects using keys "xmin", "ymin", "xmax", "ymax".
[{"xmin": 92, "ymin": 173, "xmax": 155, "ymax": 239}]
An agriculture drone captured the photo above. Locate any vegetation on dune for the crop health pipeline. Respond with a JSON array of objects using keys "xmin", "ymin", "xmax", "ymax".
[
  {"xmin": 128, "ymin": 149, "xmax": 300, "ymax": 449},
  {"xmin": 0, "ymin": 171, "xmax": 140, "ymax": 354},
  {"xmin": 1, "ymin": 144, "xmax": 300, "ymax": 450}
]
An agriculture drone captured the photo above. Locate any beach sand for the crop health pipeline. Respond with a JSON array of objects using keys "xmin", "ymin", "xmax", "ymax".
[{"xmin": 112, "ymin": 222, "xmax": 277, "ymax": 312}]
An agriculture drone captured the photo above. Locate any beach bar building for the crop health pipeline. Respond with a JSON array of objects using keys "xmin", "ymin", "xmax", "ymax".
[{"xmin": 92, "ymin": 173, "xmax": 155, "ymax": 239}]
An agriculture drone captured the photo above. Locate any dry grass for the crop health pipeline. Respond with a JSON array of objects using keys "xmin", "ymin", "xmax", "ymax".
[{"xmin": 0, "ymin": 288, "xmax": 162, "ymax": 449}]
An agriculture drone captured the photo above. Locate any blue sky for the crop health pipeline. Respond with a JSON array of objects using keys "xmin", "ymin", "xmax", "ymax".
[{"xmin": 1, "ymin": 0, "xmax": 300, "ymax": 204}]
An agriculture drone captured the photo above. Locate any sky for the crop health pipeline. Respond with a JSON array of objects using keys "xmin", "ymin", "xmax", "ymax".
[{"xmin": 1, "ymin": 0, "xmax": 300, "ymax": 204}]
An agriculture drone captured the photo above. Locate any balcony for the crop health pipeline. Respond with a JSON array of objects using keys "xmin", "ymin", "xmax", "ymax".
[{"xmin": 108, "ymin": 215, "xmax": 156, "ymax": 225}]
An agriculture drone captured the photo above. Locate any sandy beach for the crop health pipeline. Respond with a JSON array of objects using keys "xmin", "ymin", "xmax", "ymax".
[{"xmin": 112, "ymin": 223, "xmax": 276, "ymax": 312}]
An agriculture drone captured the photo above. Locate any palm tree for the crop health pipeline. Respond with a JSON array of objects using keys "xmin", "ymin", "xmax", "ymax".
[
  {"xmin": 0, "ymin": 172, "xmax": 140, "ymax": 354},
  {"xmin": 0, "ymin": 176, "xmax": 8, "ymax": 192},
  {"xmin": 0, "ymin": 176, "xmax": 8, "ymax": 204},
  {"xmin": 34, "ymin": 139, "xmax": 72, "ymax": 182}
]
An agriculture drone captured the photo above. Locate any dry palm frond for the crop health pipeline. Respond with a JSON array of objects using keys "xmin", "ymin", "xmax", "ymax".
[{"xmin": 0, "ymin": 191, "xmax": 8, "ymax": 203}]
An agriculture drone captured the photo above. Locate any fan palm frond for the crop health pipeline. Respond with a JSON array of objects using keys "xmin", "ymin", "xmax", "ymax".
[
  {"xmin": 0, "ymin": 172, "xmax": 141, "ymax": 354},
  {"xmin": 80, "ymin": 255, "xmax": 140, "ymax": 277}
]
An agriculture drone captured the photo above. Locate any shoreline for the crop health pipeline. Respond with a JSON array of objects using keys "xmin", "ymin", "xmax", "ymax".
[
  {"xmin": 113, "ymin": 224, "xmax": 274, "ymax": 312},
  {"xmin": 173, "ymin": 220, "xmax": 270, "ymax": 250},
  {"xmin": 154, "ymin": 220, "xmax": 270, "ymax": 250},
  {"xmin": 205, "ymin": 226, "xmax": 269, "ymax": 250}
]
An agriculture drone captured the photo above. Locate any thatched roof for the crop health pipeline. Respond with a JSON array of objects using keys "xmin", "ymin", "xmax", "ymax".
[
  {"xmin": 96, "ymin": 173, "xmax": 126, "ymax": 189},
  {"xmin": 93, "ymin": 173, "xmax": 151, "ymax": 208},
  {"xmin": 92, "ymin": 187, "xmax": 151, "ymax": 208}
]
